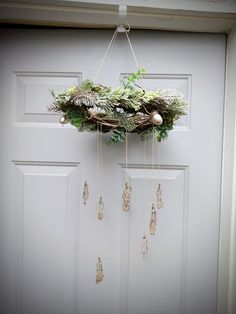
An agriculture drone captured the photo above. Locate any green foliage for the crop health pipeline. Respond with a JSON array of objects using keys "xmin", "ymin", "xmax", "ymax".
[
  {"xmin": 107, "ymin": 129, "xmax": 126, "ymax": 145},
  {"xmin": 107, "ymin": 110, "xmax": 136, "ymax": 132},
  {"xmin": 66, "ymin": 109, "xmax": 85, "ymax": 129},
  {"xmin": 140, "ymin": 128, "xmax": 154, "ymax": 141},
  {"xmin": 48, "ymin": 68, "xmax": 187, "ymax": 144},
  {"xmin": 122, "ymin": 68, "xmax": 146, "ymax": 88},
  {"xmin": 155, "ymin": 124, "xmax": 173, "ymax": 142}
]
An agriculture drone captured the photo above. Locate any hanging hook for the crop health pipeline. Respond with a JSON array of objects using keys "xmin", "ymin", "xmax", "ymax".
[
  {"xmin": 117, "ymin": 24, "xmax": 130, "ymax": 33},
  {"xmin": 118, "ymin": 4, "xmax": 130, "ymax": 33},
  {"xmin": 119, "ymin": 4, "xmax": 127, "ymax": 20}
]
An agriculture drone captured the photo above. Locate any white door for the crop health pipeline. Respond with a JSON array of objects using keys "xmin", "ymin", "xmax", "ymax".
[{"xmin": 0, "ymin": 29, "xmax": 225, "ymax": 314}]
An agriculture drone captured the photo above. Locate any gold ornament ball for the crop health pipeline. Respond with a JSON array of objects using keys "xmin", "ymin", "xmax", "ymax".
[
  {"xmin": 150, "ymin": 112, "xmax": 163, "ymax": 125},
  {"xmin": 59, "ymin": 115, "xmax": 68, "ymax": 124}
]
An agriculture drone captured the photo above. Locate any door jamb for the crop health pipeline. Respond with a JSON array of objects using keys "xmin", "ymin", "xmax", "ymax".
[{"xmin": 217, "ymin": 26, "xmax": 236, "ymax": 314}]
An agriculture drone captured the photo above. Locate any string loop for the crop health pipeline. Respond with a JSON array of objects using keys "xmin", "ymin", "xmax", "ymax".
[{"xmin": 94, "ymin": 25, "xmax": 140, "ymax": 82}]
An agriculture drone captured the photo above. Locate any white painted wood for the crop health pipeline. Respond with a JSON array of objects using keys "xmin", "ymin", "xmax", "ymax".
[
  {"xmin": 54, "ymin": 0, "xmax": 236, "ymax": 13},
  {"xmin": 14, "ymin": 72, "xmax": 81, "ymax": 123},
  {"xmin": 0, "ymin": 29, "xmax": 225, "ymax": 314},
  {"xmin": 218, "ymin": 26, "xmax": 236, "ymax": 314},
  {"xmin": 120, "ymin": 165, "xmax": 189, "ymax": 314},
  {"xmin": 13, "ymin": 161, "xmax": 80, "ymax": 314}
]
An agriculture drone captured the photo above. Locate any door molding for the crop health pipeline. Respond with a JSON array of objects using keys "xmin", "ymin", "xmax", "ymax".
[
  {"xmin": 0, "ymin": 1, "xmax": 236, "ymax": 33},
  {"xmin": 218, "ymin": 26, "xmax": 236, "ymax": 314}
]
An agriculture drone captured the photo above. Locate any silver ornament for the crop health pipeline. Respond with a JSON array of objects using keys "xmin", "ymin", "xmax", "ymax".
[
  {"xmin": 59, "ymin": 115, "xmax": 68, "ymax": 124},
  {"xmin": 150, "ymin": 112, "xmax": 163, "ymax": 125}
]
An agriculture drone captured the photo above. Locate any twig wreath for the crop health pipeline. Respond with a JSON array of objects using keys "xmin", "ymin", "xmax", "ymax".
[{"xmin": 48, "ymin": 68, "xmax": 187, "ymax": 144}]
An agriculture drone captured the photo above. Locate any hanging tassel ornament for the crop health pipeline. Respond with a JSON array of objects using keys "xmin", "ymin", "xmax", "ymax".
[
  {"xmin": 95, "ymin": 256, "xmax": 104, "ymax": 284},
  {"xmin": 97, "ymin": 196, "xmax": 104, "ymax": 220},
  {"xmin": 156, "ymin": 184, "xmax": 163, "ymax": 209},
  {"xmin": 141, "ymin": 235, "xmax": 148, "ymax": 260},
  {"xmin": 83, "ymin": 181, "xmax": 89, "ymax": 205},
  {"xmin": 122, "ymin": 131, "xmax": 132, "ymax": 212},
  {"xmin": 122, "ymin": 181, "xmax": 132, "ymax": 212},
  {"xmin": 149, "ymin": 203, "xmax": 157, "ymax": 235}
]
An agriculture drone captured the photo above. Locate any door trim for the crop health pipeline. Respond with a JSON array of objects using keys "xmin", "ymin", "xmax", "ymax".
[{"xmin": 217, "ymin": 27, "xmax": 236, "ymax": 314}]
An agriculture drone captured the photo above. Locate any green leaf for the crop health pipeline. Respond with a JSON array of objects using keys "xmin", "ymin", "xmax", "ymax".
[
  {"xmin": 66, "ymin": 109, "xmax": 85, "ymax": 128},
  {"xmin": 107, "ymin": 129, "xmax": 126, "ymax": 145}
]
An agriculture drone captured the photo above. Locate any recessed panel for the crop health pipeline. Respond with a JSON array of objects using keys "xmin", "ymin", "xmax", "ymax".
[
  {"xmin": 14, "ymin": 72, "xmax": 81, "ymax": 124},
  {"xmin": 121, "ymin": 73, "xmax": 191, "ymax": 129},
  {"xmin": 13, "ymin": 161, "xmax": 80, "ymax": 314},
  {"xmin": 120, "ymin": 165, "xmax": 188, "ymax": 314}
]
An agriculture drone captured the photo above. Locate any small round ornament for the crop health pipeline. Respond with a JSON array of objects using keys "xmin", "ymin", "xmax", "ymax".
[
  {"xmin": 59, "ymin": 115, "xmax": 68, "ymax": 124},
  {"xmin": 150, "ymin": 112, "xmax": 163, "ymax": 125}
]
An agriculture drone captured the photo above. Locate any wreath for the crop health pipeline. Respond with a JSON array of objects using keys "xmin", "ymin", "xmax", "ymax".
[{"xmin": 48, "ymin": 69, "xmax": 187, "ymax": 144}]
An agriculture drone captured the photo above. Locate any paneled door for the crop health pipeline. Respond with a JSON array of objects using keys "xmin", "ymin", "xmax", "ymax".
[{"xmin": 0, "ymin": 29, "xmax": 225, "ymax": 314}]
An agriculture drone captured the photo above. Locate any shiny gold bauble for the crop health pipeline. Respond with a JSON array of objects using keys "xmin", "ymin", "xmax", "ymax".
[{"xmin": 150, "ymin": 112, "xmax": 163, "ymax": 125}]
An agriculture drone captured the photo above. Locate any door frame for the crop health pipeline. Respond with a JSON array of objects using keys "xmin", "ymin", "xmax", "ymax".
[
  {"xmin": 217, "ymin": 27, "xmax": 236, "ymax": 314},
  {"xmin": 0, "ymin": 2, "xmax": 236, "ymax": 314}
]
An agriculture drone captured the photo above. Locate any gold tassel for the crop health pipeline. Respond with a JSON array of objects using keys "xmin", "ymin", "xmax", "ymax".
[
  {"xmin": 122, "ymin": 181, "xmax": 132, "ymax": 212},
  {"xmin": 96, "ymin": 256, "xmax": 104, "ymax": 284},
  {"xmin": 97, "ymin": 196, "xmax": 104, "ymax": 220},
  {"xmin": 156, "ymin": 184, "xmax": 163, "ymax": 209},
  {"xmin": 83, "ymin": 181, "xmax": 89, "ymax": 205},
  {"xmin": 149, "ymin": 203, "xmax": 157, "ymax": 235},
  {"xmin": 141, "ymin": 235, "xmax": 148, "ymax": 260}
]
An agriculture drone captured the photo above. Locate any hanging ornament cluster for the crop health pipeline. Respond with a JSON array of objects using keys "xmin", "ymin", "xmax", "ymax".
[
  {"xmin": 49, "ymin": 25, "xmax": 185, "ymax": 282},
  {"xmin": 48, "ymin": 69, "xmax": 187, "ymax": 144},
  {"xmin": 140, "ymin": 184, "xmax": 164, "ymax": 261}
]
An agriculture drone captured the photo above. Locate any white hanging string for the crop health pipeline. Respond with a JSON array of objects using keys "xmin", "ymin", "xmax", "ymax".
[
  {"xmin": 125, "ymin": 30, "xmax": 140, "ymax": 70},
  {"xmin": 94, "ymin": 29, "xmax": 118, "ymax": 83},
  {"xmin": 152, "ymin": 126, "xmax": 155, "ymax": 201},
  {"xmin": 143, "ymin": 140, "xmax": 148, "ymax": 235},
  {"xmin": 94, "ymin": 26, "xmax": 142, "ymax": 82},
  {"xmin": 96, "ymin": 124, "xmax": 103, "ymax": 257},
  {"xmin": 96, "ymin": 123, "xmax": 101, "ymax": 197},
  {"xmin": 156, "ymin": 141, "xmax": 160, "ymax": 208},
  {"xmin": 125, "ymin": 130, "xmax": 128, "ymax": 183},
  {"xmin": 100, "ymin": 124, "xmax": 103, "ymax": 196}
]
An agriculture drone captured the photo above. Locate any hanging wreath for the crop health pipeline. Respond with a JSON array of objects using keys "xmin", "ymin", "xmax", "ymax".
[{"xmin": 48, "ymin": 69, "xmax": 187, "ymax": 144}]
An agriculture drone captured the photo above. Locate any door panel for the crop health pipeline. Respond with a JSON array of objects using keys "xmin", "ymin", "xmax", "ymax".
[
  {"xmin": 13, "ymin": 162, "xmax": 79, "ymax": 314},
  {"xmin": 0, "ymin": 29, "xmax": 225, "ymax": 314}
]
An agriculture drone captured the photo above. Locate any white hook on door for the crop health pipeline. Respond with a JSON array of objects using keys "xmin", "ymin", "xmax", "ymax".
[{"xmin": 119, "ymin": 4, "xmax": 127, "ymax": 20}]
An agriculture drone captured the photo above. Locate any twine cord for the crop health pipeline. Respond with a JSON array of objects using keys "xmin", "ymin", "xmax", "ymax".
[
  {"xmin": 143, "ymin": 140, "xmax": 148, "ymax": 235},
  {"xmin": 94, "ymin": 29, "xmax": 118, "ymax": 82},
  {"xmin": 94, "ymin": 26, "xmax": 141, "ymax": 82},
  {"xmin": 152, "ymin": 125, "xmax": 155, "ymax": 200},
  {"xmin": 125, "ymin": 30, "xmax": 140, "ymax": 70},
  {"xmin": 125, "ymin": 130, "xmax": 128, "ymax": 183}
]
